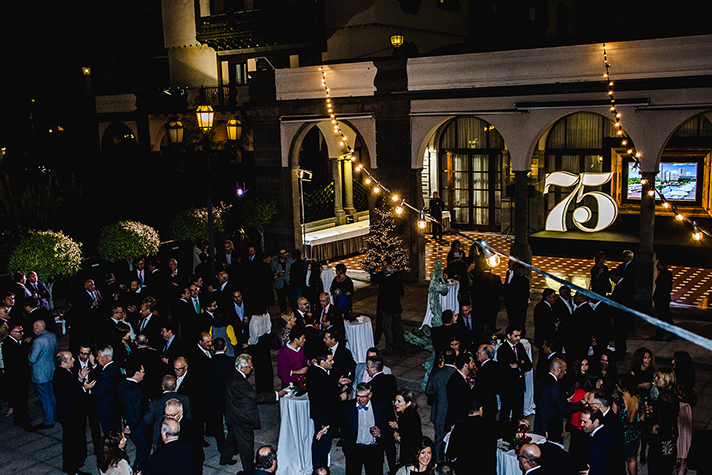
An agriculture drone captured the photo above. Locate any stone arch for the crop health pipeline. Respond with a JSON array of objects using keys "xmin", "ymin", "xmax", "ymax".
[
  {"xmin": 100, "ymin": 122, "xmax": 138, "ymax": 152},
  {"xmin": 283, "ymin": 118, "xmax": 375, "ymax": 243}
]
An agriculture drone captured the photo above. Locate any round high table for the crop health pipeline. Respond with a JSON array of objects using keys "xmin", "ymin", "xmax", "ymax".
[
  {"xmin": 422, "ymin": 280, "xmax": 460, "ymax": 327},
  {"xmin": 345, "ymin": 316, "xmax": 375, "ymax": 364},
  {"xmin": 496, "ymin": 433, "xmax": 546, "ymax": 475},
  {"xmin": 276, "ymin": 393, "xmax": 314, "ymax": 475},
  {"xmin": 492, "ymin": 338, "xmax": 536, "ymax": 416}
]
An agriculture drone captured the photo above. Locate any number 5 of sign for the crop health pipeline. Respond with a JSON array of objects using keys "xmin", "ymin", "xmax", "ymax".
[{"xmin": 544, "ymin": 171, "xmax": 619, "ymax": 233}]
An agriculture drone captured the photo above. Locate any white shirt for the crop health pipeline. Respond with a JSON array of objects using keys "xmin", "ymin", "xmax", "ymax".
[
  {"xmin": 356, "ymin": 401, "xmax": 377, "ymax": 445},
  {"xmin": 176, "ymin": 370, "xmax": 187, "ymax": 390},
  {"xmin": 590, "ymin": 424, "xmax": 604, "ymax": 438}
]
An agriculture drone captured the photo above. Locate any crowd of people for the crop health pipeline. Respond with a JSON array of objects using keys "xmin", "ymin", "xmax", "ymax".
[{"xmin": 0, "ymin": 242, "xmax": 704, "ymax": 475}]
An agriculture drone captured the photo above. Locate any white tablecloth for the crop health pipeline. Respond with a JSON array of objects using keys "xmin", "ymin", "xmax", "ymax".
[
  {"xmin": 248, "ymin": 313, "xmax": 272, "ymax": 345},
  {"xmin": 423, "ymin": 280, "xmax": 460, "ymax": 327},
  {"xmin": 493, "ymin": 339, "xmax": 535, "ymax": 416},
  {"xmin": 320, "ymin": 267, "xmax": 336, "ymax": 304},
  {"xmin": 276, "ymin": 394, "xmax": 314, "ymax": 475},
  {"xmin": 495, "ymin": 433, "xmax": 546, "ymax": 475},
  {"xmin": 345, "ymin": 317, "xmax": 375, "ymax": 364}
]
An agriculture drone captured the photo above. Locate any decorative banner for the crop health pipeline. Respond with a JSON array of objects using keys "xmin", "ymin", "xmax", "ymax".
[{"xmin": 544, "ymin": 171, "xmax": 618, "ymax": 232}]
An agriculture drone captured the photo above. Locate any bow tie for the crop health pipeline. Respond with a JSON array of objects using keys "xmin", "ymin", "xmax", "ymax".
[{"xmin": 357, "ymin": 405, "xmax": 369, "ymax": 411}]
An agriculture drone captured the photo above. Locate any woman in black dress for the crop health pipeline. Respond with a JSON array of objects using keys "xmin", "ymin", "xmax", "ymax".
[
  {"xmin": 646, "ymin": 367, "xmax": 680, "ymax": 475},
  {"xmin": 390, "ymin": 389, "xmax": 423, "ymax": 466},
  {"xmin": 330, "ymin": 263, "xmax": 354, "ymax": 320}
]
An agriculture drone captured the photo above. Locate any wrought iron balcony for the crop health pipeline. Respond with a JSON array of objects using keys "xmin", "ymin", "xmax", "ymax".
[{"xmin": 195, "ymin": 4, "xmax": 324, "ymax": 53}]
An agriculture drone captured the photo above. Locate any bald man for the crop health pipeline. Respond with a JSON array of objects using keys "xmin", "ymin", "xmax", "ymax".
[
  {"xmin": 533, "ymin": 358, "xmax": 584, "ymax": 435},
  {"xmin": 518, "ymin": 444, "xmax": 544, "ymax": 474}
]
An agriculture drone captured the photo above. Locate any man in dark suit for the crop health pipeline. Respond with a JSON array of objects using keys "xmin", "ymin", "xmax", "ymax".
[
  {"xmin": 224, "ymin": 290, "xmax": 250, "ymax": 349},
  {"xmin": 444, "ymin": 352, "xmax": 474, "ymax": 430},
  {"xmin": 373, "ymin": 264, "xmax": 407, "ymax": 356},
  {"xmin": 503, "ymin": 262, "xmax": 530, "ymax": 331},
  {"xmin": 425, "ymin": 349, "xmax": 457, "ymax": 461},
  {"xmin": 446, "ymin": 398, "xmax": 497, "ymax": 475},
  {"xmin": 3, "ymin": 324, "xmax": 34, "ymax": 431},
  {"xmin": 366, "ymin": 355, "xmax": 398, "ymax": 475},
  {"xmin": 190, "ymin": 331, "xmax": 214, "ymax": 375},
  {"xmin": 324, "ymin": 328, "xmax": 356, "ymax": 382},
  {"xmin": 160, "ymin": 323, "xmax": 186, "ymax": 367},
  {"xmin": 118, "ymin": 364, "xmax": 150, "ymax": 473},
  {"xmin": 146, "ymin": 418, "xmax": 203, "ymax": 475},
  {"xmin": 538, "ymin": 418, "xmax": 575, "ymax": 475},
  {"xmin": 534, "ymin": 288, "xmax": 557, "ymax": 348},
  {"xmin": 473, "ymin": 344, "xmax": 500, "ymax": 423},
  {"xmin": 93, "ymin": 345, "xmax": 122, "ymax": 434},
  {"xmin": 580, "ymin": 407, "xmax": 625, "ymax": 475},
  {"xmin": 69, "ymin": 278, "xmax": 103, "ymax": 352},
  {"xmin": 200, "ymin": 337, "xmax": 236, "ymax": 457},
  {"xmin": 73, "ymin": 345, "xmax": 102, "ymax": 454},
  {"xmin": 220, "ymin": 353, "xmax": 286, "ymax": 470},
  {"xmin": 308, "ymin": 354, "xmax": 349, "ymax": 467},
  {"xmin": 535, "ymin": 339, "xmax": 564, "ymax": 382},
  {"xmin": 137, "ymin": 301, "xmax": 165, "ymax": 350},
  {"xmin": 563, "ymin": 292, "xmax": 594, "ymax": 360},
  {"xmin": 431, "ymin": 310, "xmax": 458, "ymax": 358},
  {"xmin": 533, "ymin": 358, "xmax": 584, "ymax": 436},
  {"xmin": 453, "ymin": 303, "xmax": 478, "ymax": 350},
  {"xmin": 318, "ymin": 291, "xmax": 344, "ymax": 333},
  {"xmin": 329, "ymin": 382, "xmax": 392, "ymax": 475},
  {"xmin": 126, "ymin": 334, "xmax": 166, "ymax": 400},
  {"xmin": 27, "ymin": 270, "xmax": 51, "ymax": 310},
  {"xmin": 303, "ymin": 314, "xmax": 327, "ymax": 361},
  {"xmin": 497, "ymin": 325, "xmax": 532, "ymax": 426},
  {"xmin": 54, "ymin": 351, "xmax": 95, "ymax": 475}
]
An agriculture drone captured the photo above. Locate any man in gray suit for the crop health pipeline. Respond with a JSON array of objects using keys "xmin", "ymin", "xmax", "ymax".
[
  {"xmin": 425, "ymin": 349, "xmax": 457, "ymax": 461},
  {"xmin": 28, "ymin": 319, "xmax": 59, "ymax": 429},
  {"xmin": 270, "ymin": 249, "xmax": 293, "ymax": 313},
  {"xmin": 220, "ymin": 353, "xmax": 287, "ymax": 470}
]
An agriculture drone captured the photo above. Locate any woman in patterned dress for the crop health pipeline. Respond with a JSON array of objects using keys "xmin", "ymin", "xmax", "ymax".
[{"xmin": 613, "ymin": 373, "xmax": 643, "ymax": 475}]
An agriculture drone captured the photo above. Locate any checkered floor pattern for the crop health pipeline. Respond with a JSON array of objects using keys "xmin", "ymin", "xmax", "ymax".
[{"xmin": 333, "ymin": 231, "xmax": 712, "ymax": 307}]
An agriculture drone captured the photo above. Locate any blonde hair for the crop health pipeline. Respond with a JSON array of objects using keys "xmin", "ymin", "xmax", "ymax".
[
  {"xmin": 657, "ymin": 367, "xmax": 677, "ymax": 391},
  {"xmin": 280, "ymin": 311, "xmax": 295, "ymax": 324}
]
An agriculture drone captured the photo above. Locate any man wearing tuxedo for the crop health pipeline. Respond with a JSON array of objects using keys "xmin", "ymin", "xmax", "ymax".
[{"xmin": 497, "ymin": 325, "xmax": 532, "ymax": 427}]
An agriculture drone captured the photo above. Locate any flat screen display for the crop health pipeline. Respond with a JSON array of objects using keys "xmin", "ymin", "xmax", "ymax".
[{"xmin": 627, "ymin": 162, "xmax": 698, "ymax": 201}]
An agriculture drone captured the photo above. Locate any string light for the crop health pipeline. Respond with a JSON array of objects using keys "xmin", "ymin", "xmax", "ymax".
[{"xmin": 602, "ymin": 43, "xmax": 709, "ymax": 242}]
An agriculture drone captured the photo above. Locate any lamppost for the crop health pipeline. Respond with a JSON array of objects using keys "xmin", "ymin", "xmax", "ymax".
[
  {"xmin": 196, "ymin": 104, "xmax": 217, "ymax": 277},
  {"xmin": 297, "ymin": 168, "xmax": 313, "ymax": 256}
]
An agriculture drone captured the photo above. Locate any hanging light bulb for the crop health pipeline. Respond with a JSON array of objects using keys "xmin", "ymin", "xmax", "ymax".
[
  {"xmin": 662, "ymin": 201, "xmax": 671, "ymax": 209},
  {"xmin": 395, "ymin": 199, "xmax": 405, "ymax": 215},
  {"xmin": 676, "ymin": 213, "xmax": 685, "ymax": 221},
  {"xmin": 391, "ymin": 194, "xmax": 399, "ymax": 202},
  {"xmin": 355, "ymin": 164, "xmax": 363, "ymax": 172},
  {"xmin": 373, "ymin": 185, "xmax": 381, "ymax": 194},
  {"xmin": 364, "ymin": 177, "xmax": 371, "ymax": 185},
  {"xmin": 417, "ymin": 210, "xmax": 427, "ymax": 230}
]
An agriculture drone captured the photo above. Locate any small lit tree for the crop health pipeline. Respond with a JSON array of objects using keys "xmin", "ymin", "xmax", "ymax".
[
  {"xmin": 169, "ymin": 206, "xmax": 228, "ymax": 242},
  {"xmin": 8, "ymin": 230, "xmax": 83, "ymax": 309},
  {"xmin": 97, "ymin": 220, "xmax": 161, "ymax": 263},
  {"xmin": 359, "ymin": 201, "xmax": 410, "ymax": 274},
  {"xmin": 228, "ymin": 195, "xmax": 278, "ymax": 252}
]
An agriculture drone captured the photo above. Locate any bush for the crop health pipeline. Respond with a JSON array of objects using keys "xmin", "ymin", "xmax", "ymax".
[
  {"xmin": 97, "ymin": 220, "xmax": 161, "ymax": 262},
  {"xmin": 8, "ymin": 230, "xmax": 83, "ymax": 281},
  {"xmin": 169, "ymin": 206, "xmax": 227, "ymax": 242}
]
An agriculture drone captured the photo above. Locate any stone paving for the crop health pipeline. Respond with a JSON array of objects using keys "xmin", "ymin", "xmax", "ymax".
[{"xmin": 2, "ymin": 274, "xmax": 712, "ymax": 474}]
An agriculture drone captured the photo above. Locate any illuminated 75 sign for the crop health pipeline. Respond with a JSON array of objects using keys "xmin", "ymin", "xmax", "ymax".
[{"xmin": 544, "ymin": 172, "xmax": 618, "ymax": 232}]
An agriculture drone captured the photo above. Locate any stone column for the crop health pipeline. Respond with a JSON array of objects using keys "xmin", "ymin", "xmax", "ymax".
[
  {"xmin": 333, "ymin": 157, "xmax": 346, "ymax": 225},
  {"xmin": 637, "ymin": 170, "xmax": 657, "ymax": 307},
  {"xmin": 343, "ymin": 157, "xmax": 356, "ymax": 217},
  {"xmin": 510, "ymin": 170, "xmax": 532, "ymax": 265}
]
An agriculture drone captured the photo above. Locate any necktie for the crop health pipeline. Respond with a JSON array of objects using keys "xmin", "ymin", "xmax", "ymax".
[{"xmin": 194, "ymin": 299, "xmax": 200, "ymax": 313}]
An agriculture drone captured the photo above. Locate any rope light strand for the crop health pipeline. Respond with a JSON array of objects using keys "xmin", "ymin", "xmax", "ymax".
[{"xmin": 603, "ymin": 43, "xmax": 708, "ymax": 242}]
